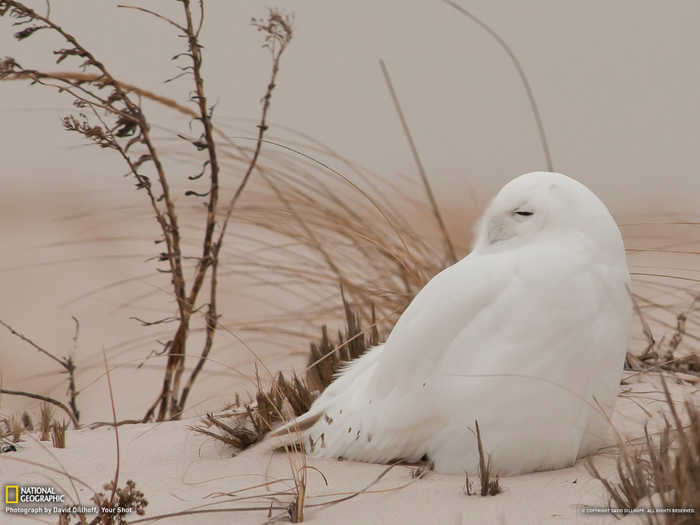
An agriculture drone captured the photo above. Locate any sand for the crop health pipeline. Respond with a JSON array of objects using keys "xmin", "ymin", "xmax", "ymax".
[{"xmin": 1, "ymin": 370, "xmax": 696, "ymax": 524}]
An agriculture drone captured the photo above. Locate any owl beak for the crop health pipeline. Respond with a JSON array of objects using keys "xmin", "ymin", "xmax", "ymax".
[{"xmin": 487, "ymin": 218, "xmax": 516, "ymax": 244}]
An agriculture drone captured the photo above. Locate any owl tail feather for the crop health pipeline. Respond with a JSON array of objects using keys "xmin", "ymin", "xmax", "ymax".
[{"xmin": 258, "ymin": 408, "xmax": 323, "ymax": 453}]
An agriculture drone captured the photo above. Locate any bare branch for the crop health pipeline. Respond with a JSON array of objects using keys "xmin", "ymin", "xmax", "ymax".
[
  {"xmin": 117, "ymin": 4, "xmax": 186, "ymax": 33},
  {"xmin": 176, "ymin": 10, "xmax": 294, "ymax": 416},
  {"xmin": 0, "ymin": 319, "xmax": 67, "ymax": 369},
  {"xmin": 0, "ymin": 389, "xmax": 79, "ymax": 428}
]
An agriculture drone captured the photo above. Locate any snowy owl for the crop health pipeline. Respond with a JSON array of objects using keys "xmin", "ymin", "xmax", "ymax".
[{"xmin": 268, "ymin": 171, "xmax": 632, "ymax": 475}]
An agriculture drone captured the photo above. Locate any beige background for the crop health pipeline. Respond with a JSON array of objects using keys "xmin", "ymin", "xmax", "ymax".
[
  {"xmin": 0, "ymin": 1, "xmax": 698, "ymax": 422},
  {"xmin": 1, "ymin": 1, "xmax": 699, "ymax": 213}
]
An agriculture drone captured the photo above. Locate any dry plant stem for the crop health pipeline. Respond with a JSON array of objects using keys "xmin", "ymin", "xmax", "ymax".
[
  {"xmin": 51, "ymin": 421, "xmax": 68, "ymax": 448},
  {"xmin": 39, "ymin": 402, "xmax": 53, "ymax": 441},
  {"xmin": 153, "ymin": 0, "xmax": 222, "ymax": 422},
  {"xmin": 126, "ymin": 464, "xmax": 399, "ymax": 524},
  {"xmin": 0, "ymin": 2, "xmax": 190, "ymax": 419},
  {"xmin": 4, "ymin": 71, "xmax": 414, "ymax": 273},
  {"xmin": 629, "ymin": 283, "xmax": 656, "ymax": 355},
  {"xmin": 0, "ymin": 319, "xmax": 80, "ymax": 423},
  {"xmin": 0, "ymin": 2, "xmax": 186, "ymax": 298},
  {"xmin": 473, "ymin": 419, "xmax": 500, "ymax": 496},
  {"xmin": 0, "ymin": 319, "xmax": 66, "ymax": 367},
  {"xmin": 175, "ymin": 10, "xmax": 293, "ymax": 418},
  {"xmin": 2, "ymin": 71, "xmax": 197, "ymax": 118},
  {"xmin": 0, "ymin": 388, "xmax": 79, "ymax": 428},
  {"xmin": 443, "ymin": 0, "xmax": 553, "ymax": 172},
  {"xmin": 379, "ymin": 59, "xmax": 457, "ymax": 264},
  {"xmin": 587, "ymin": 375, "xmax": 699, "ymax": 521},
  {"xmin": 68, "ymin": 316, "xmax": 80, "ymax": 422},
  {"xmin": 475, "ymin": 420, "xmax": 487, "ymax": 495},
  {"xmin": 102, "ymin": 351, "xmax": 121, "ymax": 508}
]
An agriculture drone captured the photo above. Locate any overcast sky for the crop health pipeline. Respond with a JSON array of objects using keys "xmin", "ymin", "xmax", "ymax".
[{"xmin": 1, "ymin": 0, "xmax": 699, "ymax": 216}]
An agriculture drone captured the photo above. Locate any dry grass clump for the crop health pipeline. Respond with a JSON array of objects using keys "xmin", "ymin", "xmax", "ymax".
[
  {"xmin": 192, "ymin": 371, "xmax": 313, "ymax": 452},
  {"xmin": 21, "ymin": 410, "xmax": 33, "ymax": 431},
  {"xmin": 626, "ymin": 294, "xmax": 699, "ymax": 379},
  {"xmin": 464, "ymin": 420, "xmax": 501, "ymax": 497},
  {"xmin": 39, "ymin": 401, "xmax": 54, "ymax": 441},
  {"xmin": 5, "ymin": 415, "xmax": 24, "ymax": 442},
  {"xmin": 51, "ymin": 419, "xmax": 69, "ymax": 449},
  {"xmin": 0, "ymin": 416, "xmax": 24, "ymax": 450},
  {"xmin": 193, "ymin": 299, "xmax": 378, "ymax": 451},
  {"xmin": 587, "ymin": 379, "xmax": 699, "ymax": 523},
  {"xmin": 1, "ymin": 408, "xmax": 69, "ymax": 449},
  {"xmin": 306, "ymin": 299, "xmax": 380, "ymax": 392}
]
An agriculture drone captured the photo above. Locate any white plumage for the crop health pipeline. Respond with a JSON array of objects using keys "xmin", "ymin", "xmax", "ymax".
[{"xmin": 268, "ymin": 172, "xmax": 632, "ymax": 475}]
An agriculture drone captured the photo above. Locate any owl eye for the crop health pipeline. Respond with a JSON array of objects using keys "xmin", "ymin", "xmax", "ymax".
[{"xmin": 514, "ymin": 210, "xmax": 534, "ymax": 216}]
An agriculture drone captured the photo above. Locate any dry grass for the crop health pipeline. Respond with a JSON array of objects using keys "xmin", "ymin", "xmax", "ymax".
[
  {"xmin": 463, "ymin": 420, "xmax": 501, "ymax": 496},
  {"xmin": 626, "ymin": 293, "xmax": 700, "ymax": 377},
  {"xmin": 0, "ymin": 415, "xmax": 24, "ymax": 444},
  {"xmin": 587, "ymin": 378, "xmax": 699, "ymax": 523},
  {"xmin": 21, "ymin": 410, "xmax": 34, "ymax": 431},
  {"xmin": 192, "ymin": 371, "xmax": 313, "ymax": 452},
  {"xmin": 0, "ymin": 0, "xmax": 294, "ymax": 423},
  {"xmin": 9, "ymin": 415, "xmax": 24, "ymax": 442},
  {"xmin": 191, "ymin": 298, "xmax": 377, "ymax": 452},
  {"xmin": 51, "ymin": 420, "xmax": 68, "ymax": 449},
  {"xmin": 39, "ymin": 401, "xmax": 54, "ymax": 441}
]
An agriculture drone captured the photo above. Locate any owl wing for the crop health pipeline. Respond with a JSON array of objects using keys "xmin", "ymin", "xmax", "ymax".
[
  {"xmin": 265, "ymin": 252, "xmax": 518, "ymax": 460},
  {"xmin": 423, "ymin": 247, "xmax": 631, "ymax": 474},
  {"xmin": 366, "ymin": 252, "xmax": 519, "ymax": 397}
]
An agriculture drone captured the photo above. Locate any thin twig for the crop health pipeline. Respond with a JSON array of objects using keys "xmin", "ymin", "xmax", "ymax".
[
  {"xmin": 102, "ymin": 350, "xmax": 120, "ymax": 507},
  {"xmin": 0, "ymin": 319, "xmax": 66, "ymax": 369},
  {"xmin": 379, "ymin": 59, "xmax": 457, "ymax": 264},
  {"xmin": 0, "ymin": 389, "xmax": 79, "ymax": 428},
  {"xmin": 443, "ymin": 0, "xmax": 553, "ymax": 171}
]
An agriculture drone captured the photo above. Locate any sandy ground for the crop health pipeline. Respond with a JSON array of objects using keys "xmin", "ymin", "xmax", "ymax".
[{"xmin": 1, "ymin": 372, "xmax": 696, "ymax": 524}]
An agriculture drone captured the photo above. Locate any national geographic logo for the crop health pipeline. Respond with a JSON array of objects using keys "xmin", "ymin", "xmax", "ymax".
[
  {"xmin": 4, "ymin": 485, "xmax": 64, "ymax": 504},
  {"xmin": 4, "ymin": 485, "xmax": 18, "ymax": 505}
]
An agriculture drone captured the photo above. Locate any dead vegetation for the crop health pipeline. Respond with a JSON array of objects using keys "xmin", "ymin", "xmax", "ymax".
[
  {"xmin": 39, "ymin": 401, "xmax": 54, "ymax": 441},
  {"xmin": 587, "ymin": 378, "xmax": 699, "ymax": 523},
  {"xmin": 626, "ymin": 293, "xmax": 700, "ymax": 379},
  {"xmin": 57, "ymin": 480, "xmax": 149, "ymax": 525},
  {"xmin": 0, "ymin": 404, "xmax": 71, "ymax": 449},
  {"xmin": 0, "ymin": 415, "xmax": 24, "ymax": 443},
  {"xmin": 51, "ymin": 419, "xmax": 69, "ymax": 449},
  {"xmin": 0, "ymin": 318, "xmax": 81, "ymax": 427},
  {"xmin": 21, "ymin": 410, "xmax": 34, "ymax": 431},
  {"xmin": 0, "ymin": 0, "xmax": 293, "ymax": 423},
  {"xmin": 191, "ymin": 298, "xmax": 379, "ymax": 452},
  {"xmin": 93, "ymin": 480, "xmax": 149, "ymax": 525},
  {"xmin": 464, "ymin": 420, "xmax": 501, "ymax": 496}
]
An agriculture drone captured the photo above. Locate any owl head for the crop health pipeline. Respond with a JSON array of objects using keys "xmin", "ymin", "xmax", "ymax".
[{"xmin": 472, "ymin": 172, "xmax": 625, "ymax": 260}]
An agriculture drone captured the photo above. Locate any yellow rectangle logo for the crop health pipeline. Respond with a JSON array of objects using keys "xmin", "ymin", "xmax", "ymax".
[{"xmin": 5, "ymin": 485, "xmax": 19, "ymax": 504}]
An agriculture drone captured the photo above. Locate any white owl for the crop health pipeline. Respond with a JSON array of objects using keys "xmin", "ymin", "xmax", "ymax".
[{"xmin": 268, "ymin": 171, "xmax": 632, "ymax": 475}]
